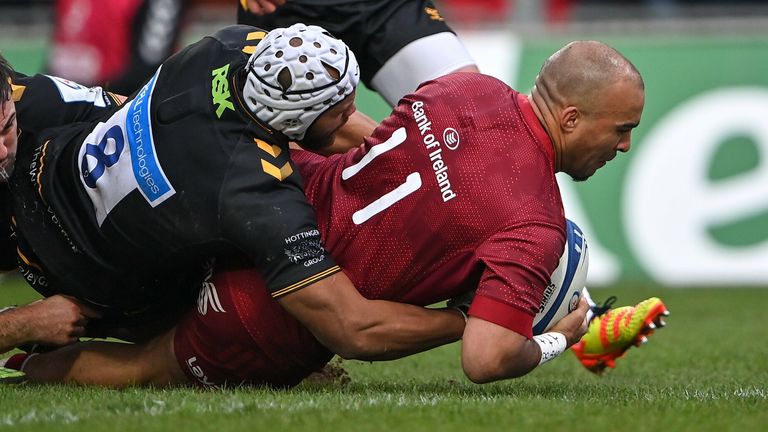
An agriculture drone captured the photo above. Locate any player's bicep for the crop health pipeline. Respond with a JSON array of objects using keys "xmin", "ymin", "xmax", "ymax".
[{"xmin": 470, "ymin": 221, "xmax": 565, "ymax": 337}]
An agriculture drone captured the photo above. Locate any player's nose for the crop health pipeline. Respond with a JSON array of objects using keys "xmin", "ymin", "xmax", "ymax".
[{"xmin": 0, "ymin": 139, "xmax": 8, "ymax": 161}]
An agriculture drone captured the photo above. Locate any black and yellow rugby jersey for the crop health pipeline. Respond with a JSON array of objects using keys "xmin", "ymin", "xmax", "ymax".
[
  {"xmin": 1, "ymin": 73, "xmax": 120, "ymax": 273},
  {"xmin": 9, "ymin": 25, "xmax": 339, "ymax": 311}
]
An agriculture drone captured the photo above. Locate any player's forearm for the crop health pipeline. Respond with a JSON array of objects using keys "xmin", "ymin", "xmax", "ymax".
[
  {"xmin": 278, "ymin": 272, "xmax": 465, "ymax": 361},
  {"xmin": 0, "ymin": 307, "xmax": 28, "ymax": 353},
  {"xmin": 344, "ymin": 303, "xmax": 466, "ymax": 361},
  {"xmin": 320, "ymin": 111, "xmax": 376, "ymax": 155}
]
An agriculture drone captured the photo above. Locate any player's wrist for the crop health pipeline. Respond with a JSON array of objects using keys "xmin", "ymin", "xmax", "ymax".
[{"xmin": 533, "ymin": 331, "xmax": 567, "ymax": 365}]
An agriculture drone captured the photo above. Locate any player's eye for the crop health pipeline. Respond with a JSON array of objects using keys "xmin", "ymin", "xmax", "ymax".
[{"xmin": 2, "ymin": 113, "xmax": 15, "ymax": 133}]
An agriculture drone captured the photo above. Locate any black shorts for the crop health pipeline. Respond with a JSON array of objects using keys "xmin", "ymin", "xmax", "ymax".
[{"xmin": 238, "ymin": 0, "xmax": 456, "ymax": 86}]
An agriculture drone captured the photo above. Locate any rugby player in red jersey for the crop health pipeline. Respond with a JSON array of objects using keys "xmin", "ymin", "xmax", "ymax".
[
  {"xmin": 10, "ymin": 40, "xmax": 648, "ymax": 387},
  {"xmin": 0, "ymin": 25, "xmax": 467, "ymax": 377}
]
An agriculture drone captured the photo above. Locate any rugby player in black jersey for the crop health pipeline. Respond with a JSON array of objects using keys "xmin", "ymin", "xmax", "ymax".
[
  {"xmin": 0, "ymin": 24, "xmax": 466, "ymax": 365},
  {"xmin": 0, "ymin": 54, "xmax": 121, "ymax": 363},
  {"xmin": 238, "ymin": 0, "xmax": 481, "ymax": 154},
  {"xmin": 238, "ymin": 0, "xmax": 479, "ymax": 106}
]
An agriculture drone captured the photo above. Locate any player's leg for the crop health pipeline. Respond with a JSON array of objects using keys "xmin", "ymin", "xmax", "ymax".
[
  {"xmin": 4, "ymin": 266, "xmax": 332, "ymax": 388},
  {"xmin": 364, "ymin": 0, "xmax": 478, "ymax": 106},
  {"xmin": 238, "ymin": 0, "xmax": 478, "ymax": 107},
  {"xmin": 173, "ymin": 267, "xmax": 333, "ymax": 388}
]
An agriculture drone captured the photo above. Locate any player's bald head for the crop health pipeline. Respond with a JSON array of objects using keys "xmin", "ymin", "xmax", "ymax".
[{"xmin": 535, "ymin": 40, "xmax": 643, "ymax": 113}]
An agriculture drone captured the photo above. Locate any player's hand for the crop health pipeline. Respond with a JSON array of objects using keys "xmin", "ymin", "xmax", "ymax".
[
  {"xmin": 549, "ymin": 297, "xmax": 589, "ymax": 347},
  {"xmin": 24, "ymin": 295, "xmax": 102, "ymax": 346},
  {"xmin": 245, "ymin": 0, "xmax": 287, "ymax": 15}
]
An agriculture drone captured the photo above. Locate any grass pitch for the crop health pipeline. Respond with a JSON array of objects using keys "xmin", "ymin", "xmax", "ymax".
[{"xmin": 1, "ymin": 277, "xmax": 766, "ymax": 431}]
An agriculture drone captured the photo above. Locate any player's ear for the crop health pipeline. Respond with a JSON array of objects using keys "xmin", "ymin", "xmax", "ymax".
[{"xmin": 561, "ymin": 106, "xmax": 580, "ymax": 133}]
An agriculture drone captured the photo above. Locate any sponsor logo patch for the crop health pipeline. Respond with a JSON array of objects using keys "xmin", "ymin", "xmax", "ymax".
[
  {"xmin": 78, "ymin": 67, "xmax": 175, "ymax": 224},
  {"xmin": 284, "ymin": 229, "xmax": 327, "ymax": 267},
  {"xmin": 45, "ymin": 75, "xmax": 111, "ymax": 108},
  {"xmin": 186, "ymin": 356, "xmax": 216, "ymax": 387},
  {"xmin": 197, "ymin": 280, "xmax": 226, "ymax": 315},
  {"xmin": 211, "ymin": 64, "xmax": 235, "ymax": 118},
  {"xmin": 443, "ymin": 128, "xmax": 460, "ymax": 150}
]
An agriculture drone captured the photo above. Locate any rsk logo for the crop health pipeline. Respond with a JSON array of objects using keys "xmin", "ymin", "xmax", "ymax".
[{"xmin": 211, "ymin": 64, "xmax": 235, "ymax": 118}]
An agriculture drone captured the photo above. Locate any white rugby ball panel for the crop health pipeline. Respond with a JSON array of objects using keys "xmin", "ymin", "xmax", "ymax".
[{"xmin": 532, "ymin": 219, "xmax": 589, "ymax": 335}]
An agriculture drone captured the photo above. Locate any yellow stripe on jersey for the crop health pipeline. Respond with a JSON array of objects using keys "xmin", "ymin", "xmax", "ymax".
[
  {"xmin": 271, "ymin": 265, "xmax": 341, "ymax": 298},
  {"xmin": 255, "ymin": 138, "xmax": 281, "ymax": 157},
  {"xmin": 261, "ymin": 159, "xmax": 293, "ymax": 181},
  {"xmin": 247, "ymin": 31, "xmax": 267, "ymax": 41},
  {"xmin": 16, "ymin": 246, "xmax": 43, "ymax": 272},
  {"xmin": 36, "ymin": 140, "xmax": 51, "ymax": 200},
  {"xmin": 108, "ymin": 92, "xmax": 126, "ymax": 106},
  {"xmin": 11, "ymin": 83, "xmax": 26, "ymax": 102},
  {"xmin": 240, "ymin": 0, "xmax": 248, "ymax": 11},
  {"xmin": 242, "ymin": 31, "xmax": 267, "ymax": 54}
]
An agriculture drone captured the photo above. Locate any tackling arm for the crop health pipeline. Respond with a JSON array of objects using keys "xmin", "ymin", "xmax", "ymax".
[
  {"xmin": 0, "ymin": 296, "xmax": 100, "ymax": 354},
  {"xmin": 278, "ymin": 271, "xmax": 466, "ymax": 361},
  {"xmin": 316, "ymin": 111, "xmax": 378, "ymax": 156}
]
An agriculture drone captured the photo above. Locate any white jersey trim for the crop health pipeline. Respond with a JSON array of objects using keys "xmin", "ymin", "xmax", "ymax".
[{"xmin": 371, "ymin": 32, "xmax": 476, "ymax": 106}]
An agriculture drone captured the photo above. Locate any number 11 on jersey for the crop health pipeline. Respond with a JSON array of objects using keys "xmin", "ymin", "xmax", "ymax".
[{"xmin": 341, "ymin": 128, "xmax": 423, "ymax": 225}]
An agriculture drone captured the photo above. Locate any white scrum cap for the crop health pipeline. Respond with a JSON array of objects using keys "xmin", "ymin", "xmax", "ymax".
[{"xmin": 243, "ymin": 23, "xmax": 360, "ymax": 140}]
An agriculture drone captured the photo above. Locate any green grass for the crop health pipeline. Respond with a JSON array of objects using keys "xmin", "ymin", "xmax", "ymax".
[{"xmin": 1, "ymin": 277, "xmax": 767, "ymax": 431}]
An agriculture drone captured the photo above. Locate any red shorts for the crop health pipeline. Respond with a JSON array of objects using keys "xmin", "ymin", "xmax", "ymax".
[{"xmin": 173, "ymin": 268, "xmax": 333, "ymax": 388}]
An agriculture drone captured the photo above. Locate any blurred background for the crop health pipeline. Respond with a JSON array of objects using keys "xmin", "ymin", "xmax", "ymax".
[{"xmin": 1, "ymin": 0, "xmax": 767, "ymax": 290}]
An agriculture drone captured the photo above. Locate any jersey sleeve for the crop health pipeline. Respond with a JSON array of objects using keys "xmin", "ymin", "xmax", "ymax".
[
  {"xmin": 219, "ymin": 137, "xmax": 340, "ymax": 299},
  {"xmin": 0, "ymin": 188, "xmax": 16, "ymax": 272},
  {"xmin": 11, "ymin": 73, "xmax": 121, "ymax": 135},
  {"xmin": 469, "ymin": 221, "xmax": 565, "ymax": 339}
]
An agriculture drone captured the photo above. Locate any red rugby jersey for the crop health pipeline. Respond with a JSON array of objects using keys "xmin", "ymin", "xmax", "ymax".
[{"xmin": 293, "ymin": 72, "xmax": 566, "ymax": 338}]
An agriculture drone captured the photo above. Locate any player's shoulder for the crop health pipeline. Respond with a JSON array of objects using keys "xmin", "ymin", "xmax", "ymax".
[
  {"xmin": 417, "ymin": 72, "xmax": 513, "ymax": 96},
  {"xmin": 207, "ymin": 24, "xmax": 268, "ymax": 54},
  {"xmin": 12, "ymin": 73, "xmax": 117, "ymax": 134},
  {"xmin": 10, "ymin": 73, "xmax": 56, "ymax": 107},
  {"xmin": 407, "ymin": 72, "xmax": 519, "ymax": 121}
]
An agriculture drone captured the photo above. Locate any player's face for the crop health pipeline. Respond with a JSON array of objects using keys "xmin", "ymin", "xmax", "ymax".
[
  {"xmin": 0, "ymin": 96, "xmax": 18, "ymax": 182},
  {"xmin": 563, "ymin": 81, "xmax": 644, "ymax": 182},
  {"xmin": 301, "ymin": 92, "xmax": 357, "ymax": 151}
]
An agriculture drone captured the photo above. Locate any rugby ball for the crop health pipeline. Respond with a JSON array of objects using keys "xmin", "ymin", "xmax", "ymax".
[{"xmin": 532, "ymin": 219, "xmax": 589, "ymax": 335}]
